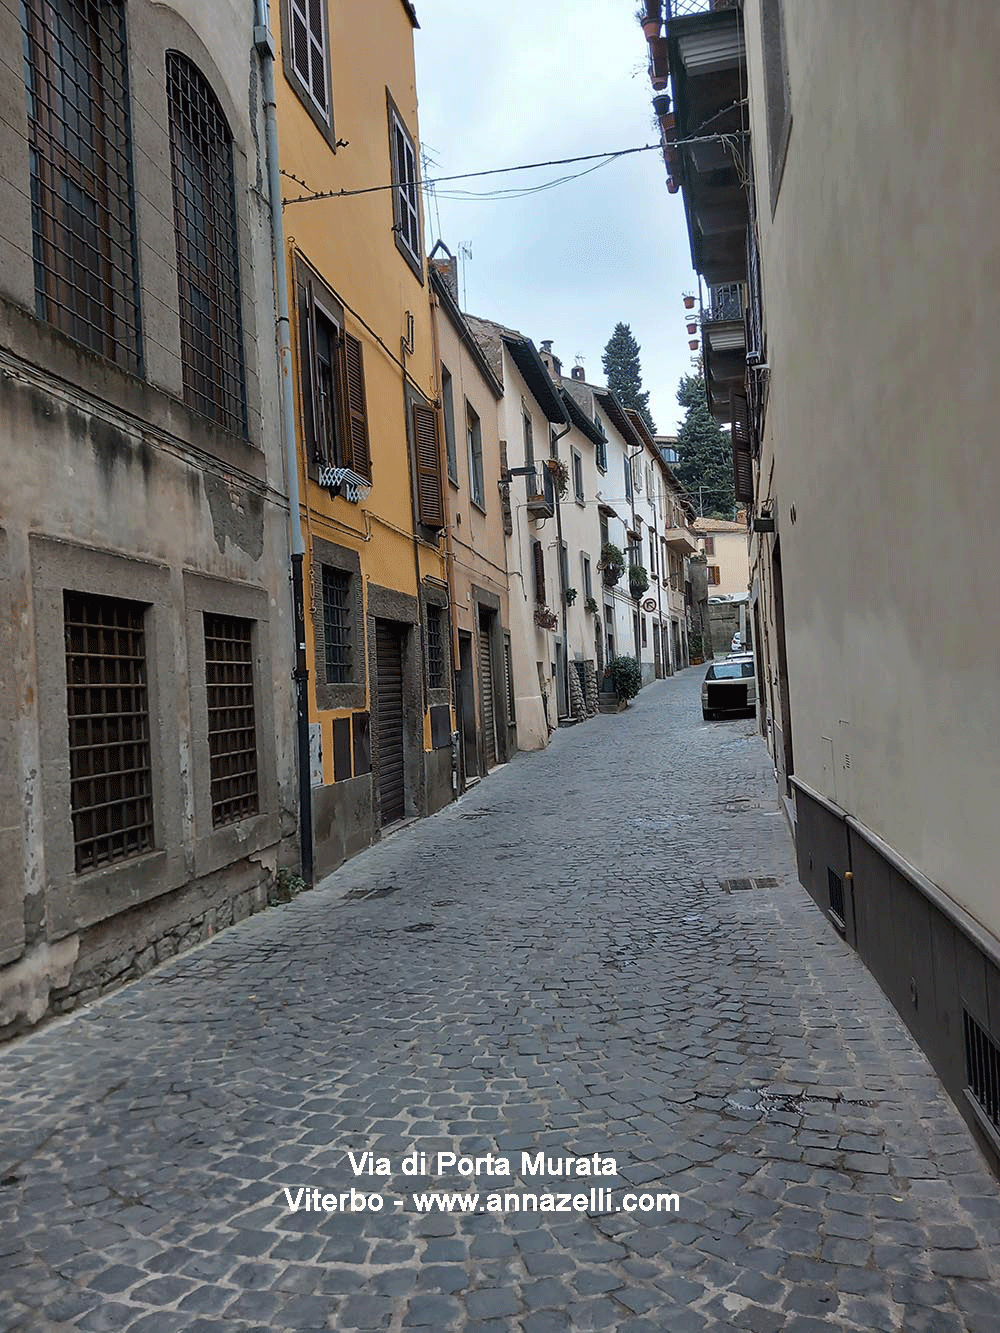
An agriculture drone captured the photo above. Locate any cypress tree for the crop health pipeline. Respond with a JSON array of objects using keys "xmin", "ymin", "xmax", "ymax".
[
  {"xmin": 673, "ymin": 373, "xmax": 735, "ymax": 518},
  {"xmin": 601, "ymin": 323, "xmax": 655, "ymax": 433}
]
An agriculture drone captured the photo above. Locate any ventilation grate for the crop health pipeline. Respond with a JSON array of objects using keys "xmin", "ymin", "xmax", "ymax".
[
  {"xmin": 964, "ymin": 1010, "xmax": 1000, "ymax": 1133},
  {"xmin": 827, "ymin": 867, "xmax": 846, "ymax": 928}
]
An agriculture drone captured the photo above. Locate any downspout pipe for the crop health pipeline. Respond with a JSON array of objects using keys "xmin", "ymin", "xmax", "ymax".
[
  {"xmin": 549, "ymin": 421, "xmax": 572, "ymax": 718},
  {"xmin": 254, "ymin": 3, "xmax": 313, "ymax": 885}
]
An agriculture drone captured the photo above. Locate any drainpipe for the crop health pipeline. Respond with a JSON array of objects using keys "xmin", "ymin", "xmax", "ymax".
[
  {"xmin": 626, "ymin": 442, "xmax": 644, "ymax": 659},
  {"xmin": 549, "ymin": 421, "xmax": 572, "ymax": 718},
  {"xmin": 254, "ymin": 3, "xmax": 313, "ymax": 885}
]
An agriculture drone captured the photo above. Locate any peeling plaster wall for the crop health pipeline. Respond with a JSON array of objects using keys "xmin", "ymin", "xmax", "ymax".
[{"xmin": 0, "ymin": 0, "xmax": 296, "ymax": 1036}]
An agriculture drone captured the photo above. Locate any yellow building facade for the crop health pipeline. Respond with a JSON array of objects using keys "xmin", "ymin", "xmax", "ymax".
[{"xmin": 274, "ymin": 0, "xmax": 453, "ymax": 877}]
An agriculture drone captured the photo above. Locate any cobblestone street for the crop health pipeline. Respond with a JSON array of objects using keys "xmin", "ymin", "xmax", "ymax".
[{"xmin": 2, "ymin": 669, "xmax": 999, "ymax": 1332}]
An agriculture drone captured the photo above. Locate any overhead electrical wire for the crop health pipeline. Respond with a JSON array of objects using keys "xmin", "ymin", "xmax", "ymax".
[{"xmin": 280, "ymin": 142, "xmax": 661, "ymax": 207}]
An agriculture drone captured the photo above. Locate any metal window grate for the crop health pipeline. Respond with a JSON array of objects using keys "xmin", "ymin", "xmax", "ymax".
[
  {"xmin": 22, "ymin": 0, "xmax": 141, "ymax": 370},
  {"xmin": 965, "ymin": 1010, "xmax": 1000, "ymax": 1133},
  {"xmin": 827, "ymin": 866, "xmax": 846, "ymax": 927},
  {"xmin": 321, "ymin": 566, "xmax": 351, "ymax": 683},
  {"xmin": 426, "ymin": 603, "xmax": 445, "ymax": 690},
  {"xmin": 64, "ymin": 591, "xmax": 154, "ymax": 872},
  {"xmin": 204, "ymin": 613, "xmax": 258, "ymax": 826},
  {"xmin": 167, "ymin": 52, "xmax": 247, "ymax": 436}
]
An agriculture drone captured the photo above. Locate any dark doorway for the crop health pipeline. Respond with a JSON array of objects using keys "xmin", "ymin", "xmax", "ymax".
[
  {"xmin": 478, "ymin": 610, "xmax": 498, "ymax": 771},
  {"xmin": 752, "ymin": 599, "xmax": 766, "ymax": 738},
  {"xmin": 374, "ymin": 619, "xmax": 406, "ymax": 824},
  {"xmin": 555, "ymin": 639, "xmax": 568, "ymax": 719},
  {"xmin": 457, "ymin": 631, "xmax": 478, "ymax": 786},
  {"xmin": 771, "ymin": 541, "xmax": 794, "ymax": 796}
]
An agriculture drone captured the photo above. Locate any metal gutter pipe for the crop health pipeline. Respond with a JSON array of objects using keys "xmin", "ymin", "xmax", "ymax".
[{"xmin": 254, "ymin": 1, "xmax": 313, "ymax": 885}]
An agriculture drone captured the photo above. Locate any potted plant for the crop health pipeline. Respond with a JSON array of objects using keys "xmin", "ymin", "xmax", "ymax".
[
  {"xmin": 607, "ymin": 654, "xmax": 642, "ymax": 705},
  {"xmin": 649, "ymin": 36, "xmax": 669, "ymax": 87},
  {"xmin": 598, "ymin": 542, "xmax": 625, "ymax": 587},
  {"xmin": 686, "ymin": 321, "xmax": 697, "ymax": 335},
  {"xmin": 689, "ymin": 339, "xmax": 699, "ymax": 351},
  {"xmin": 652, "ymin": 93, "xmax": 671, "ymax": 119},
  {"xmin": 545, "ymin": 456, "xmax": 570, "ymax": 499},
  {"xmin": 564, "ymin": 587, "xmax": 577, "ymax": 606},
  {"xmin": 667, "ymin": 178, "xmax": 680, "ymax": 195},
  {"xmin": 637, "ymin": 0, "xmax": 661, "ymax": 38},
  {"xmin": 689, "ymin": 630, "xmax": 704, "ymax": 664},
  {"xmin": 534, "ymin": 605, "xmax": 558, "ymax": 631},
  {"xmin": 683, "ymin": 293, "xmax": 696, "ymax": 310},
  {"xmin": 584, "ymin": 595, "xmax": 599, "ymax": 615},
  {"xmin": 628, "ymin": 564, "xmax": 650, "ymax": 598}
]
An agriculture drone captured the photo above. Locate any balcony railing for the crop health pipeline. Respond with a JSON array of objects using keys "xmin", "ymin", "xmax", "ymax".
[
  {"xmin": 525, "ymin": 466, "xmax": 554, "ymax": 519},
  {"xmin": 667, "ymin": 0, "xmax": 738, "ymax": 17},
  {"xmin": 703, "ymin": 284, "xmax": 743, "ymax": 323}
]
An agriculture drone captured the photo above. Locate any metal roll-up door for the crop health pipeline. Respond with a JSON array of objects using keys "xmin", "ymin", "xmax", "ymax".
[
  {"xmin": 375, "ymin": 620, "xmax": 405, "ymax": 824},
  {"xmin": 479, "ymin": 618, "xmax": 497, "ymax": 772}
]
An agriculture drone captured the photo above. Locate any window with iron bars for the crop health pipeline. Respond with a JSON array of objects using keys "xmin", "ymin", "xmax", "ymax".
[
  {"xmin": 321, "ymin": 565, "xmax": 351, "ymax": 683},
  {"xmin": 426, "ymin": 603, "xmax": 445, "ymax": 691},
  {"xmin": 64, "ymin": 591, "xmax": 154, "ymax": 873},
  {"xmin": 167, "ymin": 52, "xmax": 247, "ymax": 436},
  {"xmin": 22, "ymin": 0, "xmax": 142, "ymax": 371},
  {"xmin": 203, "ymin": 613, "xmax": 258, "ymax": 827}
]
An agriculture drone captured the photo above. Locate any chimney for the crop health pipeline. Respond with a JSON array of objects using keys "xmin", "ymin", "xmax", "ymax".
[
  {"xmin": 429, "ymin": 254, "xmax": 459, "ymax": 302},
  {"xmin": 538, "ymin": 340, "xmax": 562, "ymax": 381},
  {"xmin": 571, "ymin": 364, "xmax": 585, "ymax": 381}
]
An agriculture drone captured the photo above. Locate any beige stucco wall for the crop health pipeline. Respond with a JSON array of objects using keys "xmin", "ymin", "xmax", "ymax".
[
  {"xmin": 697, "ymin": 526, "xmax": 749, "ymax": 599},
  {"xmin": 744, "ymin": 0, "xmax": 1000, "ymax": 936}
]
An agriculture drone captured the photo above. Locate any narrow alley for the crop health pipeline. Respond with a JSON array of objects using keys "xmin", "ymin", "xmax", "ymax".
[{"xmin": 1, "ymin": 671, "xmax": 998, "ymax": 1333}]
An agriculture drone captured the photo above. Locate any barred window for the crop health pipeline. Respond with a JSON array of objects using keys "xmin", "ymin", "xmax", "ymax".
[
  {"xmin": 64, "ymin": 591, "xmax": 154, "ymax": 873},
  {"xmin": 322, "ymin": 566, "xmax": 351, "ymax": 683},
  {"xmin": 22, "ymin": 0, "xmax": 141, "ymax": 370},
  {"xmin": 203, "ymin": 614, "xmax": 258, "ymax": 826},
  {"xmin": 426, "ymin": 603, "xmax": 445, "ymax": 690},
  {"xmin": 167, "ymin": 52, "xmax": 247, "ymax": 435}
]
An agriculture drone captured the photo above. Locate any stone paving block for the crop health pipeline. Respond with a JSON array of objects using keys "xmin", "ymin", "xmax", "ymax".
[{"xmin": 0, "ymin": 675, "xmax": 998, "ymax": 1332}]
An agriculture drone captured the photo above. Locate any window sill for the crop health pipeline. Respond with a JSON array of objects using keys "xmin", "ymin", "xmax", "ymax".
[
  {"xmin": 194, "ymin": 810, "xmax": 281, "ymax": 879},
  {"xmin": 448, "ymin": 475, "xmax": 460, "ymax": 490},
  {"xmin": 393, "ymin": 231, "xmax": 425, "ymax": 285},
  {"xmin": 575, "ymin": 496, "xmax": 586, "ymax": 508},
  {"xmin": 471, "ymin": 499, "xmax": 487, "ymax": 516}
]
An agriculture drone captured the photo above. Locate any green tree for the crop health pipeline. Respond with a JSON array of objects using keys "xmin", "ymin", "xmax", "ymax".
[
  {"xmin": 602, "ymin": 323, "xmax": 655, "ymax": 432},
  {"xmin": 673, "ymin": 373, "xmax": 734, "ymax": 518}
]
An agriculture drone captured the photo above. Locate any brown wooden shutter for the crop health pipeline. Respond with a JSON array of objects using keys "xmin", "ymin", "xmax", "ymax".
[
  {"xmin": 340, "ymin": 331, "xmax": 372, "ymax": 480},
  {"xmin": 412, "ymin": 401, "xmax": 444, "ymax": 528},
  {"xmin": 731, "ymin": 389, "xmax": 754, "ymax": 504},
  {"xmin": 533, "ymin": 540, "xmax": 546, "ymax": 604},
  {"xmin": 299, "ymin": 278, "xmax": 322, "ymax": 461}
]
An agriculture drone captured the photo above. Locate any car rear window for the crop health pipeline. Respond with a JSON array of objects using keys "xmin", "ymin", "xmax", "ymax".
[{"xmin": 706, "ymin": 661, "xmax": 754, "ymax": 679}]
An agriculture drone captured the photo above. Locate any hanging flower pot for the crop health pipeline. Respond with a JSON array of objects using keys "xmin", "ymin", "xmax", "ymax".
[
  {"xmin": 689, "ymin": 339, "xmax": 699, "ymax": 350},
  {"xmin": 666, "ymin": 178, "xmax": 680, "ymax": 194},
  {"xmin": 683, "ymin": 295, "xmax": 696, "ymax": 310},
  {"xmin": 642, "ymin": 17, "xmax": 660, "ymax": 39},
  {"xmin": 651, "ymin": 94, "xmax": 671, "ymax": 119},
  {"xmin": 658, "ymin": 112, "xmax": 675, "ymax": 138},
  {"xmin": 686, "ymin": 321, "xmax": 696, "ymax": 334}
]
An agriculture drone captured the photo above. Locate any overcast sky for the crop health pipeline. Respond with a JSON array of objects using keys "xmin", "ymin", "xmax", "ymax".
[{"xmin": 414, "ymin": 0, "xmax": 699, "ymax": 434}]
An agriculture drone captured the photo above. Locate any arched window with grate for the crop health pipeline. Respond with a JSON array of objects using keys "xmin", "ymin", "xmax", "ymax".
[
  {"xmin": 166, "ymin": 52, "xmax": 247, "ymax": 436},
  {"xmin": 21, "ymin": 0, "xmax": 142, "ymax": 370}
]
